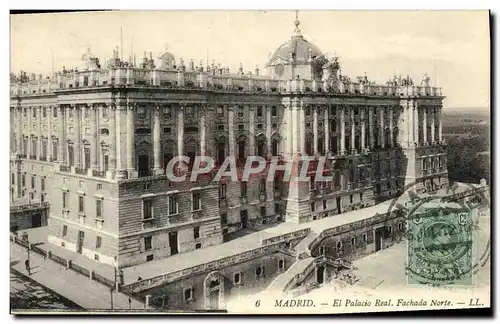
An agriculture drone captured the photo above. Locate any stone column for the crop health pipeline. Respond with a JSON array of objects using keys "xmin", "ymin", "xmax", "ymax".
[
  {"xmin": 292, "ymin": 100, "xmax": 299, "ymax": 155},
  {"xmin": 228, "ymin": 107, "xmax": 235, "ymax": 158},
  {"xmin": 408, "ymin": 103, "xmax": 414, "ymax": 144},
  {"xmin": 58, "ymin": 105, "xmax": 65, "ymax": 164},
  {"xmin": 368, "ymin": 106, "xmax": 374, "ymax": 148},
  {"xmin": 361, "ymin": 107, "xmax": 365, "ymax": 150},
  {"xmin": 153, "ymin": 105, "xmax": 162, "ymax": 174},
  {"xmin": 16, "ymin": 107, "xmax": 22, "ymax": 155},
  {"xmin": 350, "ymin": 108, "xmax": 355, "ymax": 153},
  {"xmin": 47, "ymin": 106, "xmax": 52, "ymax": 161},
  {"xmin": 115, "ymin": 104, "xmax": 128, "ymax": 179},
  {"xmin": 74, "ymin": 105, "xmax": 82, "ymax": 169},
  {"xmin": 108, "ymin": 104, "xmax": 117, "ymax": 173},
  {"xmin": 430, "ymin": 107, "xmax": 436, "ymax": 143},
  {"xmin": 177, "ymin": 105, "xmax": 184, "ymax": 157},
  {"xmin": 287, "ymin": 105, "xmax": 293, "ymax": 158},
  {"xmin": 37, "ymin": 106, "xmax": 42, "ymax": 159},
  {"xmin": 389, "ymin": 107, "xmax": 394, "ymax": 147},
  {"xmin": 324, "ymin": 106, "xmax": 329, "ymax": 154},
  {"xmin": 313, "ymin": 106, "xmax": 318, "ymax": 154},
  {"xmin": 379, "ymin": 107, "xmax": 385, "ymax": 148},
  {"xmin": 340, "ymin": 106, "xmax": 346, "ymax": 154},
  {"xmin": 27, "ymin": 107, "xmax": 32, "ymax": 157},
  {"xmin": 126, "ymin": 103, "xmax": 135, "ymax": 174},
  {"xmin": 299, "ymin": 103, "xmax": 305, "ymax": 155},
  {"xmin": 249, "ymin": 107, "xmax": 255, "ymax": 155},
  {"xmin": 265, "ymin": 106, "xmax": 271, "ymax": 153},
  {"xmin": 90, "ymin": 104, "xmax": 98, "ymax": 170},
  {"xmin": 414, "ymin": 103, "xmax": 419, "ymax": 145},
  {"xmin": 423, "ymin": 106, "xmax": 427, "ymax": 143},
  {"xmin": 438, "ymin": 106, "xmax": 443, "ymax": 142}
]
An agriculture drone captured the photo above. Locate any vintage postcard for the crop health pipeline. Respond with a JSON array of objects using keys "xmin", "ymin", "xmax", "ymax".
[{"xmin": 9, "ymin": 10, "xmax": 491, "ymax": 315}]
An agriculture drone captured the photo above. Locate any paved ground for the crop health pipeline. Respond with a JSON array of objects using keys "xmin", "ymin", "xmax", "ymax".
[{"xmin": 10, "ymin": 241, "xmax": 145, "ymax": 311}]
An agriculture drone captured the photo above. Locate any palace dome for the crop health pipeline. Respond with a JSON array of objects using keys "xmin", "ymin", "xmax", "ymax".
[{"xmin": 266, "ymin": 13, "xmax": 325, "ymax": 67}]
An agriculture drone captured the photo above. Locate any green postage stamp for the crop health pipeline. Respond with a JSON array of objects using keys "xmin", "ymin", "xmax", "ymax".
[{"xmin": 406, "ymin": 200, "xmax": 473, "ymax": 287}]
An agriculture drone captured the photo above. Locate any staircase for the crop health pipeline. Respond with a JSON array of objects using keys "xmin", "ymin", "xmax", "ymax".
[{"xmin": 266, "ymin": 257, "xmax": 315, "ymax": 293}]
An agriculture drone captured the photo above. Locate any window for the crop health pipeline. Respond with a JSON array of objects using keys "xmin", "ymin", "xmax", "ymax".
[
  {"xmin": 255, "ymin": 266, "xmax": 265, "ymax": 277},
  {"xmin": 238, "ymin": 124, "xmax": 244, "ymax": 130},
  {"xmin": 163, "ymin": 106, "xmax": 172, "ymax": 118},
  {"xmin": 310, "ymin": 174, "xmax": 315, "ymax": 190},
  {"xmin": 31, "ymin": 176, "xmax": 35, "ymax": 189},
  {"xmin": 96, "ymin": 236, "xmax": 102, "ymax": 249},
  {"xmin": 184, "ymin": 288, "xmax": 193, "ymax": 301},
  {"xmin": 195, "ymin": 243, "xmax": 201, "ymax": 249},
  {"xmin": 146, "ymin": 254, "xmax": 154, "ymax": 262},
  {"xmin": 221, "ymin": 213, "xmax": 227, "ymax": 226},
  {"xmin": 351, "ymin": 237, "xmax": 356, "ymax": 246},
  {"xmin": 217, "ymin": 124, "xmax": 225, "ymax": 131},
  {"xmin": 30, "ymin": 192, "xmax": 34, "ymax": 201},
  {"xmin": 272, "ymin": 123, "xmax": 277, "ymax": 129},
  {"xmin": 144, "ymin": 236, "xmax": 152, "ymax": 250},
  {"xmin": 319, "ymin": 246, "xmax": 326, "ymax": 255},
  {"xmin": 388, "ymin": 225, "xmax": 392, "ymax": 234},
  {"xmin": 219, "ymin": 184, "xmax": 227, "ymax": 199},
  {"xmin": 240, "ymin": 182, "xmax": 247, "ymax": 197},
  {"xmin": 323, "ymin": 200, "xmax": 327, "ymax": 210},
  {"xmin": 78, "ymin": 196, "xmax": 85, "ymax": 213},
  {"xmin": 163, "ymin": 127, "xmax": 171, "ymax": 134},
  {"xmin": 305, "ymin": 107, "xmax": 311, "ymax": 116},
  {"xmin": 216, "ymin": 106, "xmax": 224, "ymax": 116},
  {"xmin": 363, "ymin": 233, "xmax": 367, "ymax": 243},
  {"xmin": 62, "ymin": 225, "xmax": 68, "ymax": 237},
  {"xmin": 192, "ymin": 192, "xmax": 201, "ymax": 211},
  {"xmin": 96, "ymin": 183, "xmax": 102, "ymax": 191},
  {"xmin": 259, "ymin": 178, "xmax": 266, "ymax": 193},
  {"xmin": 337, "ymin": 241, "xmax": 342, "ymax": 251},
  {"xmin": 53, "ymin": 107, "xmax": 58, "ymax": 118},
  {"xmin": 11, "ymin": 173, "xmax": 14, "ymax": 185},
  {"xmin": 22, "ymin": 174, "xmax": 25, "ymax": 187},
  {"xmin": 62, "ymin": 192, "xmax": 68, "ymax": 209},
  {"xmin": 310, "ymin": 203, "xmax": 315, "ymax": 212},
  {"xmin": 350, "ymin": 195, "xmax": 354, "ymax": 204},
  {"xmin": 257, "ymin": 106, "xmax": 263, "ymax": 117},
  {"xmin": 360, "ymin": 192, "xmax": 364, "ymax": 201},
  {"xmin": 96, "ymin": 200, "xmax": 102, "ymax": 219},
  {"xmin": 168, "ymin": 196, "xmax": 177, "ymax": 215},
  {"xmin": 33, "ymin": 108, "xmax": 37, "ymax": 118},
  {"xmin": 41, "ymin": 177, "xmax": 45, "ymax": 191},
  {"xmin": 238, "ymin": 106, "xmax": 244, "ymax": 118},
  {"xmin": 274, "ymin": 203, "xmax": 280, "ymax": 214},
  {"xmin": 278, "ymin": 259, "xmax": 285, "ymax": 269},
  {"xmin": 260, "ymin": 206, "xmax": 266, "ymax": 217},
  {"xmin": 94, "ymin": 254, "xmax": 100, "ymax": 261},
  {"xmin": 271, "ymin": 106, "xmax": 277, "ymax": 117},
  {"xmin": 41, "ymin": 194, "xmax": 45, "ymax": 203},
  {"xmin": 234, "ymin": 272, "xmax": 241, "ymax": 284},
  {"xmin": 193, "ymin": 226, "xmax": 200, "ymax": 240},
  {"xmin": 257, "ymin": 123, "xmax": 263, "ymax": 129},
  {"xmin": 143, "ymin": 199, "xmax": 153, "ymax": 219}
]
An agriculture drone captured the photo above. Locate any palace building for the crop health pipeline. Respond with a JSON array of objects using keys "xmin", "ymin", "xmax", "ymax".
[{"xmin": 10, "ymin": 14, "xmax": 457, "ymax": 309}]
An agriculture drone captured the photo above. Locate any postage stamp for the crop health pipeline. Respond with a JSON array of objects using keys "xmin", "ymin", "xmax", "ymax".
[{"xmin": 406, "ymin": 199, "xmax": 474, "ymax": 287}]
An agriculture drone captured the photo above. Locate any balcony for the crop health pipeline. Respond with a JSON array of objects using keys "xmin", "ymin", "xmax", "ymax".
[
  {"xmin": 39, "ymin": 156, "xmax": 47, "ymax": 161},
  {"xmin": 74, "ymin": 167, "xmax": 87, "ymax": 175},
  {"xmin": 92, "ymin": 170, "xmax": 106, "ymax": 178},
  {"xmin": 29, "ymin": 155, "xmax": 37, "ymax": 160},
  {"xmin": 59, "ymin": 165, "xmax": 71, "ymax": 172},
  {"xmin": 138, "ymin": 170, "xmax": 154, "ymax": 178}
]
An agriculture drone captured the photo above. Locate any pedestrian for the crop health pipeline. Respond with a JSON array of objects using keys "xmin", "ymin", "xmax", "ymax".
[
  {"xmin": 128, "ymin": 297, "xmax": 132, "ymax": 309},
  {"xmin": 25, "ymin": 259, "xmax": 30, "ymax": 274}
]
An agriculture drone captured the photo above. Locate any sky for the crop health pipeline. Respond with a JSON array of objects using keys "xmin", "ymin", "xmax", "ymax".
[{"xmin": 10, "ymin": 10, "xmax": 490, "ymax": 109}]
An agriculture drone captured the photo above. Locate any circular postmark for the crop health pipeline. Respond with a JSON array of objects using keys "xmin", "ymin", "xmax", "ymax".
[{"xmin": 384, "ymin": 179, "xmax": 490, "ymax": 287}]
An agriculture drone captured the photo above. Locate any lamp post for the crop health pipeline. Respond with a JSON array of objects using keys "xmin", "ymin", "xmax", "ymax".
[{"xmin": 22, "ymin": 232, "xmax": 31, "ymax": 275}]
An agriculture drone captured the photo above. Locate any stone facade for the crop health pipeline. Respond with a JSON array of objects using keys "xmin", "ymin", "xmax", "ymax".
[{"xmin": 10, "ymin": 14, "xmax": 450, "ymax": 309}]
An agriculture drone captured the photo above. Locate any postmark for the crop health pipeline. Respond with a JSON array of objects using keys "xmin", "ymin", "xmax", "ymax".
[
  {"xmin": 384, "ymin": 180, "xmax": 490, "ymax": 288},
  {"xmin": 406, "ymin": 200, "xmax": 473, "ymax": 286}
]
